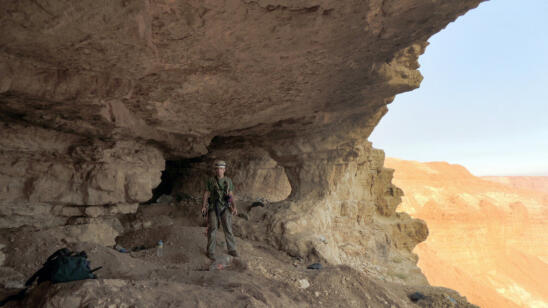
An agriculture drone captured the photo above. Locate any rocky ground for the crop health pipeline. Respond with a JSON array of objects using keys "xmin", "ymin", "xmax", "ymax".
[{"xmin": 0, "ymin": 200, "xmax": 477, "ymax": 308}]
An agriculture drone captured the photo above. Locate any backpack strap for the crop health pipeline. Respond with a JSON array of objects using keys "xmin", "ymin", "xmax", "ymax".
[
  {"xmin": 90, "ymin": 266, "xmax": 102, "ymax": 273},
  {"xmin": 24, "ymin": 268, "xmax": 42, "ymax": 287},
  {"xmin": 215, "ymin": 178, "xmax": 231, "ymax": 199},
  {"xmin": 210, "ymin": 177, "xmax": 233, "ymax": 228},
  {"xmin": 213, "ymin": 177, "xmax": 223, "ymax": 198}
]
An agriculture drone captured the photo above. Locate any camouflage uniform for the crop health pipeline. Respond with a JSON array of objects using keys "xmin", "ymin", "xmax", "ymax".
[{"xmin": 205, "ymin": 175, "xmax": 237, "ymax": 257}]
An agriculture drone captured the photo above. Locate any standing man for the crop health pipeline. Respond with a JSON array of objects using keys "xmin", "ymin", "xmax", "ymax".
[{"xmin": 201, "ymin": 160, "xmax": 239, "ymax": 260}]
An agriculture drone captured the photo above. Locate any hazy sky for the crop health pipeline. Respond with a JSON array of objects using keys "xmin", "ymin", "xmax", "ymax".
[{"xmin": 369, "ymin": 0, "xmax": 548, "ymax": 176}]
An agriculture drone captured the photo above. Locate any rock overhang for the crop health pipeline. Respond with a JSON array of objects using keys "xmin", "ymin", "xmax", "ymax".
[
  {"xmin": 0, "ymin": 0, "xmax": 487, "ymax": 292},
  {"xmin": 0, "ymin": 0, "xmax": 485, "ymax": 158}
]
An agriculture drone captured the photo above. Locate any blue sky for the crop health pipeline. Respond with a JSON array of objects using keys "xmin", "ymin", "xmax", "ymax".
[{"xmin": 369, "ymin": 0, "xmax": 548, "ymax": 176}]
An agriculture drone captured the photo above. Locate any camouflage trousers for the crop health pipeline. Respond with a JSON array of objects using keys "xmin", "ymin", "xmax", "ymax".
[{"xmin": 207, "ymin": 209, "xmax": 237, "ymax": 255}]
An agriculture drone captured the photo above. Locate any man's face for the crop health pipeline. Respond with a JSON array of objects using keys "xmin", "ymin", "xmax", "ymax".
[{"xmin": 215, "ymin": 167, "xmax": 226, "ymax": 177}]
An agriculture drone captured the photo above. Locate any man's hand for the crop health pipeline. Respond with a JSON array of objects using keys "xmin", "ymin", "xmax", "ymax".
[
  {"xmin": 228, "ymin": 191, "xmax": 237, "ymax": 216},
  {"xmin": 202, "ymin": 190, "xmax": 210, "ymax": 217}
]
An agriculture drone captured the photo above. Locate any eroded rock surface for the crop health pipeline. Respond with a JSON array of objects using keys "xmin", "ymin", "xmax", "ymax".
[
  {"xmin": 0, "ymin": 120, "xmax": 163, "ymax": 245},
  {"xmin": 194, "ymin": 121, "xmax": 430, "ymax": 284},
  {"xmin": 0, "ymin": 0, "xmax": 486, "ymax": 306},
  {"xmin": 1, "ymin": 0, "xmax": 482, "ymax": 156}
]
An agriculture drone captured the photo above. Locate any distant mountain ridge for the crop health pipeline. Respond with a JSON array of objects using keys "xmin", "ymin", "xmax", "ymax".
[
  {"xmin": 385, "ymin": 157, "xmax": 548, "ymax": 308},
  {"xmin": 481, "ymin": 176, "xmax": 548, "ymax": 195}
]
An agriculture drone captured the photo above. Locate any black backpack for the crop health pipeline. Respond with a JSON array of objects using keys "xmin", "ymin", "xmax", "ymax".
[
  {"xmin": 0, "ymin": 248, "xmax": 102, "ymax": 307},
  {"xmin": 25, "ymin": 248, "xmax": 102, "ymax": 286}
]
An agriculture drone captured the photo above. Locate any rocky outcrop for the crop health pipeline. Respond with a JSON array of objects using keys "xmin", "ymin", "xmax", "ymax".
[
  {"xmin": 0, "ymin": 0, "xmax": 483, "ymax": 157},
  {"xmin": 184, "ymin": 111, "xmax": 429, "ymax": 284},
  {"xmin": 174, "ymin": 146, "xmax": 292, "ymax": 203},
  {"xmin": 0, "ymin": 0, "xmax": 486, "ymax": 306},
  {"xmin": 0, "ymin": 120, "xmax": 163, "ymax": 244}
]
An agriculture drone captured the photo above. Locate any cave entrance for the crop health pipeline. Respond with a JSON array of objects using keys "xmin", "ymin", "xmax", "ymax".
[
  {"xmin": 144, "ymin": 158, "xmax": 203, "ymax": 204},
  {"xmin": 143, "ymin": 148, "xmax": 292, "ymax": 206}
]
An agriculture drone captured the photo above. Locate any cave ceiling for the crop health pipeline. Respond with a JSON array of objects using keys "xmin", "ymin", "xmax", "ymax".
[{"xmin": 0, "ymin": 0, "xmax": 484, "ymax": 158}]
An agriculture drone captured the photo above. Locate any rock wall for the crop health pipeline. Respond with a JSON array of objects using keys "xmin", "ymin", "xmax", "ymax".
[
  {"xmin": 0, "ymin": 0, "xmax": 486, "ymax": 300},
  {"xmin": 174, "ymin": 146, "xmax": 291, "ymax": 202},
  {"xmin": 193, "ymin": 110, "xmax": 429, "ymax": 284},
  {"xmin": 0, "ymin": 119, "xmax": 164, "ymax": 245}
]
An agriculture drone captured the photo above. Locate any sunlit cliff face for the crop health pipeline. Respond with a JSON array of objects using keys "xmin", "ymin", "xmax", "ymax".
[
  {"xmin": 0, "ymin": 0, "xmax": 485, "ymax": 292},
  {"xmin": 385, "ymin": 157, "xmax": 548, "ymax": 308}
]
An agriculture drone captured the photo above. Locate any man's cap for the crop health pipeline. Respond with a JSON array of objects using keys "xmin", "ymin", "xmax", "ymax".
[{"xmin": 214, "ymin": 160, "xmax": 226, "ymax": 168}]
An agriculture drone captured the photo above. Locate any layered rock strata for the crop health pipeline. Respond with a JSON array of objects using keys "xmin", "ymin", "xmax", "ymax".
[
  {"xmin": 191, "ymin": 114, "xmax": 430, "ymax": 284},
  {"xmin": 0, "ymin": 120, "xmax": 163, "ymax": 245},
  {"xmin": 385, "ymin": 158, "xmax": 548, "ymax": 308},
  {"xmin": 0, "ymin": 0, "xmax": 485, "ymax": 304}
]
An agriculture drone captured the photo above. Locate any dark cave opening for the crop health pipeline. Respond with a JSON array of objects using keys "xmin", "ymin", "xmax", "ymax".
[{"xmin": 143, "ymin": 157, "xmax": 205, "ymax": 204}]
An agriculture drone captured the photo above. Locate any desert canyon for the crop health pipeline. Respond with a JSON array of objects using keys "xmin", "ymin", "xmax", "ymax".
[
  {"xmin": 385, "ymin": 157, "xmax": 548, "ymax": 308},
  {"xmin": 0, "ymin": 0, "xmax": 504, "ymax": 307}
]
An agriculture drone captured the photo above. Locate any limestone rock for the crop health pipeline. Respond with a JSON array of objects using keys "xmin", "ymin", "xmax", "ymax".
[
  {"xmin": 0, "ymin": 122, "xmax": 163, "ymax": 229},
  {"xmin": 298, "ymin": 279, "xmax": 310, "ymax": 289},
  {"xmin": 219, "ymin": 134, "xmax": 431, "ymax": 283},
  {"xmin": 0, "ymin": 0, "xmax": 483, "ymax": 157},
  {"xmin": 174, "ymin": 146, "xmax": 291, "ymax": 202},
  {"xmin": 0, "ymin": 266, "xmax": 25, "ymax": 289},
  {"xmin": 60, "ymin": 218, "xmax": 123, "ymax": 247},
  {"xmin": 0, "ymin": 0, "xmax": 486, "ymax": 306}
]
